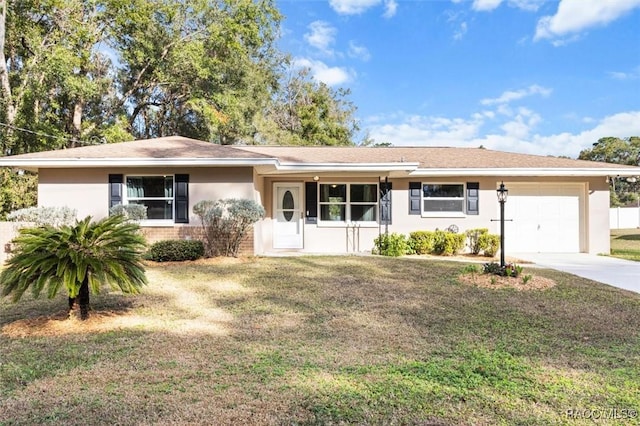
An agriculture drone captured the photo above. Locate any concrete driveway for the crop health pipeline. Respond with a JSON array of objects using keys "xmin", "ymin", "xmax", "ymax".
[{"xmin": 513, "ymin": 253, "xmax": 640, "ymax": 295}]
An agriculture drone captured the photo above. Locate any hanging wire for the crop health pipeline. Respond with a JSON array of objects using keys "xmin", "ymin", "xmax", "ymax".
[{"xmin": 0, "ymin": 122, "xmax": 103, "ymax": 147}]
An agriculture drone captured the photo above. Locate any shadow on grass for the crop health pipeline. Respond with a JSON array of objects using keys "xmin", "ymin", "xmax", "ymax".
[{"xmin": 0, "ymin": 292, "xmax": 136, "ymax": 327}]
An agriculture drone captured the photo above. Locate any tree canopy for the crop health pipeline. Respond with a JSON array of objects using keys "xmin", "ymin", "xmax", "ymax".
[
  {"xmin": 0, "ymin": 0, "xmax": 359, "ymax": 154},
  {"xmin": 0, "ymin": 0, "xmax": 360, "ymax": 217},
  {"xmin": 578, "ymin": 136, "xmax": 640, "ymax": 206}
]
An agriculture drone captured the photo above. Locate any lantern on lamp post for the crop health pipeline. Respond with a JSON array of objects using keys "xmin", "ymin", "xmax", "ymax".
[{"xmin": 497, "ymin": 182, "xmax": 508, "ymax": 268}]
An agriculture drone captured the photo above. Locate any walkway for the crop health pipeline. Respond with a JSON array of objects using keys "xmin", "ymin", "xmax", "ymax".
[{"xmin": 514, "ymin": 253, "xmax": 640, "ymax": 295}]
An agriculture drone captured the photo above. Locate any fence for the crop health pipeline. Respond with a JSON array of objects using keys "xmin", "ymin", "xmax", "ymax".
[{"xmin": 610, "ymin": 206, "xmax": 640, "ymax": 229}]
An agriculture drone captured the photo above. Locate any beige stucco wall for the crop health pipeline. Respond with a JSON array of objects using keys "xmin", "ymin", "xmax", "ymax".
[
  {"xmin": 254, "ymin": 175, "xmax": 611, "ymax": 255},
  {"xmin": 587, "ymin": 177, "xmax": 611, "ymax": 254},
  {"xmin": 33, "ymin": 169, "xmax": 611, "ymax": 256},
  {"xmin": 38, "ymin": 167, "xmax": 257, "ymax": 224}
]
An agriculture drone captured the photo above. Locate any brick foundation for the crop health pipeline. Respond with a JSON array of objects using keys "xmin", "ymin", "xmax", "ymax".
[
  {"xmin": 0, "ymin": 223, "xmax": 254, "ymax": 264},
  {"xmin": 141, "ymin": 226, "xmax": 254, "ymax": 256}
]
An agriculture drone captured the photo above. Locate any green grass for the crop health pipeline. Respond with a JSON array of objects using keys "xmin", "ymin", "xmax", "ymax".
[
  {"xmin": 1, "ymin": 256, "xmax": 639, "ymax": 425},
  {"xmin": 611, "ymin": 228, "xmax": 640, "ymax": 261}
]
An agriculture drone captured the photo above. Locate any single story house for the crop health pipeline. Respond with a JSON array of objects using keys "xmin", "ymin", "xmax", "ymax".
[{"xmin": 2, "ymin": 136, "xmax": 640, "ymax": 256}]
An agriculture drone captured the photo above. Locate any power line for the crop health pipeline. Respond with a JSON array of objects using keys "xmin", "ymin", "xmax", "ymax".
[{"xmin": 0, "ymin": 122, "xmax": 84, "ymax": 146}]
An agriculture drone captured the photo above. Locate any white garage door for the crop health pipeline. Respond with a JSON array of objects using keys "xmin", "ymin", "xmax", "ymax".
[{"xmin": 503, "ymin": 184, "xmax": 583, "ymax": 253}]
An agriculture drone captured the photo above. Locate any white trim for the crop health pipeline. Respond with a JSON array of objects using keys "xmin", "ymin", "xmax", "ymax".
[
  {"xmin": 421, "ymin": 182, "xmax": 467, "ymax": 217},
  {"xmin": 124, "ymin": 174, "xmax": 175, "ymax": 222},
  {"xmin": 409, "ymin": 168, "xmax": 640, "ymax": 177},
  {"xmin": 3, "ymin": 156, "xmax": 638, "ymax": 177},
  {"xmin": 139, "ymin": 220, "xmax": 174, "ymax": 227},
  {"xmin": 274, "ymin": 163, "xmax": 420, "ymax": 172},
  {"xmin": 317, "ymin": 182, "xmax": 379, "ymax": 226}
]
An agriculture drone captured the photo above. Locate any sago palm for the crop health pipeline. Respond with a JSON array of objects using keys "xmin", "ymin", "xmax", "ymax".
[{"xmin": 1, "ymin": 215, "xmax": 147, "ymax": 320}]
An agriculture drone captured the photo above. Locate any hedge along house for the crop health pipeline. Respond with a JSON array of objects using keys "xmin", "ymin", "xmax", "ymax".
[{"xmin": 2, "ymin": 135, "xmax": 640, "ymax": 257}]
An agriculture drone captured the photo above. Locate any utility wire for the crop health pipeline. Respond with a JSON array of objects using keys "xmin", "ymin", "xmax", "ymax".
[{"xmin": 0, "ymin": 122, "xmax": 102, "ymax": 146}]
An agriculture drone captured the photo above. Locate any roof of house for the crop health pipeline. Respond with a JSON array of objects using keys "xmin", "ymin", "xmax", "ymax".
[
  {"xmin": 1, "ymin": 136, "xmax": 639, "ymax": 177},
  {"xmin": 235, "ymin": 145, "xmax": 621, "ymax": 169},
  {"xmin": 4, "ymin": 136, "xmax": 273, "ymax": 160}
]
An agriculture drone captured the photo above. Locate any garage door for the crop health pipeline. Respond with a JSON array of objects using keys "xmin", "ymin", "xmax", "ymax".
[{"xmin": 503, "ymin": 184, "xmax": 583, "ymax": 253}]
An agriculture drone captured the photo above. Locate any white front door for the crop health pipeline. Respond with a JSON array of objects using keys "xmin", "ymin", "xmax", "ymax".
[{"xmin": 273, "ymin": 183, "xmax": 303, "ymax": 249}]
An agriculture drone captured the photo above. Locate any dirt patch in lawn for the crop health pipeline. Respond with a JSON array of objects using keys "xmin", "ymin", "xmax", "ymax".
[
  {"xmin": 1, "ymin": 309, "xmax": 145, "ymax": 338},
  {"xmin": 458, "ymin": 273, "xmax": 556, "ymax": 291}
]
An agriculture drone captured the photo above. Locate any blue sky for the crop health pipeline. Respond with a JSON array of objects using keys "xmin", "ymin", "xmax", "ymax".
[{"xmin": 276, "ymin": 0, "xmax": 640, "ymax": 157}]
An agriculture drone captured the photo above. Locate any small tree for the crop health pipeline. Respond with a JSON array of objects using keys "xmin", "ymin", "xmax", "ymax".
[
  {"xmin": 109, "ymin": 203, "xmax": 148, "ymax": 221},
  {"xmin": 7, "ymin": 206, "xmax": 77, "ymax": 228},
  {"xmin": 465, "ymin": 228, "xmax": 489, "ymax": 255},
  {"xmin": 1, "ymin": 215, "xmax": 147, "ymax": 320},
  {"xmin": 193, "ymin": 199, "xmax": 265, "ymax": 257}
]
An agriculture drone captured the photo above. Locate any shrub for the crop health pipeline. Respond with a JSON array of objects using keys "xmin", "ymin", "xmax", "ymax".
[
  {"xmin": 193, "ymin": 199, "xmax": 265, "ymax": 257},
  {"xmin": 478, "ymin": 233, "xmax": 500, "ymax": 257},
  {"xmin": 109, "ymin": 204, "xmax": 148, "ymax": 221},
  {"xmin": 1, "ymin": 215, "xmax": 147, "ymax": 320},
  {"xmin": 373, "ymin": 233, "xmax": 410, "ymax": 257},
  {"xmin": 461, "ymin": 264, "xmax": 480, "ymax": 275},
  {"xmin": 483, "ymin": 262, "xmax": 503, "ymax": 275},
  {"xmin": 147, "ymin": 240, "xmax": 205, "ymax": 262},
  {"xmin": 432, "ymin": 230, "xmax": 465, "ymax": 256},
  {"xmin": 465, "ymin": 228, "xmax": 488, "ymax": 254},
  {"xmin": 483, "ymin": 262, "xmax": 522, "ymax": 278},
  {"xmin": 408, "ymin": 231, "xmax": 436, "ymax": 255},
  {"xmin": 7, "ymin": 206, "xmax": 77, "ymax": 228}
]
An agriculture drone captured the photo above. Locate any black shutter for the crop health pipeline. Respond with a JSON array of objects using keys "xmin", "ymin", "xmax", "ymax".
[
  {"xmin": 380, "ymin": 182, "xmax": 392, "ymax": 225},
  {"xmin": 466, "ymin": 182, "xmax": 479, "ymax": 215},
  {"xmin": 175, "ymin": 174, "xmax": 189, "ymax": 223},
  {"xmin": 305, "ymin": 181, "xmax": 318, "ymax": 224},
  {"xmin": 409, "ymin": 182, "xmax": 421, "ymax": 215},
  {"xmin": 108, "ymin": 174, "xmax": 123, "ymax": 208}
]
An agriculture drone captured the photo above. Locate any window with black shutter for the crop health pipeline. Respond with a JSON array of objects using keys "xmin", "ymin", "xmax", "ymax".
[
  {"xmin": 466, "ymin": 182, "xmax": 479, "ymax": 215},
  {"xmin": 305, "ymin": 181, "xmax": 318, "ymax": 224},
  {"xmin": 109, "ymin": 174, "xmax": 123, "ymax": 208},
  {"xmin": 409, "ymin": 182, "xmax": 421, "ymax": 215},
  {"xmin": 175, "ymin": 174, "xmax": 189, "ymax": 223},
  {"xmin": 380, "ymin": 182, "xmax": 392, "ymax": 225}
]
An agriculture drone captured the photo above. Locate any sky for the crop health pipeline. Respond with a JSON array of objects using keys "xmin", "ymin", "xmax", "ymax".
[{"xmin": 275, "ymin": 0, "xmax": 640, "ymax": 157}]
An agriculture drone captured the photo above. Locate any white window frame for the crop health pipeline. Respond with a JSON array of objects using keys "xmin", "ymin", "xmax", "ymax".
[
  {"xmin": 124, "ymin": 174, "xmax": 175, "ymax": 226},
  {"xmin": 318, "ymin": 182, "xmax": 379, "ymax": 227},
  {"xmin": 421, "ymin": 182, "xmax": 466, "ymax": 218}
]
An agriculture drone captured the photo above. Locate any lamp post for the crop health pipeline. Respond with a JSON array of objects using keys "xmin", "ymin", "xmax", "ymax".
[{"xmin": 497, "ymin": 182, "xmax": 508, "ymax": 268}]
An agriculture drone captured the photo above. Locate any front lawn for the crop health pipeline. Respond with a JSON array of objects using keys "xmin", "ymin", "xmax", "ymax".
[
  {"xmin": 611, "ymin": 228, "xmax": 640, "ymax": 261},
  {"xmin": 1, "ymin": 257, "xmax": 639, "ymax": 425}
]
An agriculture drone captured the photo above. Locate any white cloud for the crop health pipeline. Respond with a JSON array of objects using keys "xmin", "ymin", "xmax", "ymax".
[
  {"xmin": 293, "ymin": 58, "xmax": 352, "ymax": 86},
  {"xmin": 329, "ymin": 0, "xmax": 397, "ymax": 16},
  {"xmin": 329, "ymin": 0, "xmax": 382, "ymax": 15},
  {"xmin": 508, "ymin": 0, "xmax": 545, "ymax": 12},
  {"xmin": 304, "ymin": 21, "xmax": 337, "ymax": 55},
  {"xmin": 383, "ymin": 0, "xmax": 398, "ymax": 18},
  {"xmin": 366, "ymin": 110, "xmax": 640, "ymax": 157},
  {"xmin": 535, "ymin": 0, "xmax": 640, "ymax": 42},
  {"xmin": 499, "ymin": 108, "xmax": 541, "ymax": 139},
  {"xmin": 348, "ymin": 41, "xmax": 371, "ymax": 61},
  {"xmin": 608, "ymin": 66, "xmax": 640, "ymax": 80},
  {"xmin": 469, "ymin": 0, "xmax": 546, "ymax": 13},
  {"xmin": 480, "ymin": 85, "xmax": 552, "ymax": 106},
  {"xmin": 453, "ymin": 22, "xmax": 468, "ymax": 40},
  {"xmin": 471, "ymin": 0, "xmax": 503, "ymax": 12},
  {"xmin": 367, "ymin": 114, "xmax": 484, "ymax": 146}
]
